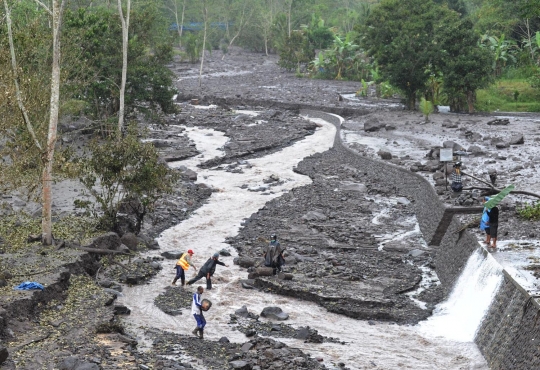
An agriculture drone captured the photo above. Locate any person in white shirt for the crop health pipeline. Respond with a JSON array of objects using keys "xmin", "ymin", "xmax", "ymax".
[{"xmin": 191, "ymin": 286, "xmax": 205, "ymax": 339}]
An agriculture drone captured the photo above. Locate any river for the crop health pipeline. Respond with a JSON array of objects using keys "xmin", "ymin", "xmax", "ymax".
[{"xmin": 117, "ymin": 111, "xmax": 491, "ymax": 370}]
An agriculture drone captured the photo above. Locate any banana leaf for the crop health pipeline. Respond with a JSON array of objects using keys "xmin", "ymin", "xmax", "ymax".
[{"xmin": 484, "ymin": 184, "xmax": 515, "ymax": 209}]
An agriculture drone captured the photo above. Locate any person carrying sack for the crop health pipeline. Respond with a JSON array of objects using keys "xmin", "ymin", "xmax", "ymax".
[{"xmin": 172, "ymin": 249, "xmax": 197, "ymax": 286}]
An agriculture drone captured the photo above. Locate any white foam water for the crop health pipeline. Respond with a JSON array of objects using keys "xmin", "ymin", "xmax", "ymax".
[{"xmin": 417, "ymin": 249, "xmax": 503, "ymax": 342}]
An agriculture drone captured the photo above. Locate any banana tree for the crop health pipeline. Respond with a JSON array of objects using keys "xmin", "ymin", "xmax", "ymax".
[
  {"xmin": 331, "ymin": 33, "xmax": 359, "ymax": 79},
  {"xmin": 481, "ymin": 33, "xmax": 518, "ymax": 76}
]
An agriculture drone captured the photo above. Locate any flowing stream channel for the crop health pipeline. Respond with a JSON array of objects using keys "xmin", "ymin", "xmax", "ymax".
[{"xmin": 118, "ymin": 113, "xmax": 498, "ymax": 369}]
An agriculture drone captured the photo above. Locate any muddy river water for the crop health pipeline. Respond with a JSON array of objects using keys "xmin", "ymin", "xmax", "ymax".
[{"xmin": 117, "ymin": 112, "xmax": 491, "ymax": 369}]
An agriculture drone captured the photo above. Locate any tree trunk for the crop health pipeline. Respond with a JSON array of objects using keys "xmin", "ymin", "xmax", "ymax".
[
  {"xmin": 42, "ymin": 0, "xmax": 65, "ymax": 245},
  {"xmin": 117, "ymin": 0, "xmax": 130, "ymax": 139},
  {"xmin": 4, "ymin": 0, "xmax": 43, "ymax": 152},
  {"xmin": 407, "ymin": 93, "xmax": 416, "ymax": 110},
  {"xmin": 179, "ymin": 0, "xmax": 186, "ymax": 46},
  {"xmin": 198, "ymin": 0, "xmax": 207, "ymax": 88},
  {"xmin": 466, "ymin": 90, "xmax": 475, "ymax": 113},
  {"xmin": 287, "ymin": 0, "xmax": 293, "ymax": 37}
]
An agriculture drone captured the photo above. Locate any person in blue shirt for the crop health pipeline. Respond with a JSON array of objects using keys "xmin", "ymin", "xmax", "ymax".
[{"xmin": 480, "ymin": 197, "xmax": 500, "ymax": 250}]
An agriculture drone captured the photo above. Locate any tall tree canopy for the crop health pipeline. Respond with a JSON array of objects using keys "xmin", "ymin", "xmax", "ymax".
[
  {"xmin": 362, "ymin": 0, "xmax": 493, "ymax": 111},
  {"xmin": 362, "ymin": 0, "xmax": 457, "ymax": 109}
]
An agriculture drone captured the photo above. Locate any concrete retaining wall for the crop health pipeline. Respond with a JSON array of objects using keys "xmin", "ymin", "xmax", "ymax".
[{"xmin": 301, "ymin": 109, "xmax": 540, "ymax": 370}]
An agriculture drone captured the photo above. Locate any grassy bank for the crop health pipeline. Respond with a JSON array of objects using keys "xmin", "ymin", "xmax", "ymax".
[{"xmin": 476, "ymin": 79, "xmax": 540, "ymax": 112}]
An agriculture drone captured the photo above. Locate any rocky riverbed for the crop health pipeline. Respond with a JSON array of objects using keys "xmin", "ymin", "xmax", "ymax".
[{"xmin": 1, "ymin": 47, "xmax": 539, "ymax": 369}]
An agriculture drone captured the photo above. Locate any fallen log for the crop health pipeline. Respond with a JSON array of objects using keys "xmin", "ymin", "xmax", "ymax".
[
  {"xmin": 277, "ymin": 272, "xmax": 293, "ymax": 280},
  {"xmin": 462, "ymin": 186, "xmax": 540, "ymax": 199},
  {"xmin": 255, "ymin": 267, "xmax": 274, "ymax": 276},
  {"xmin": 75, "ymin": 246, "xmax": 130, "ymax": 255}
]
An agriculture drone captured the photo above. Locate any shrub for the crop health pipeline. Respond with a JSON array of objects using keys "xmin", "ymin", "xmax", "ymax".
[
  {"xmin": 518, "ymin": 202, "xmax": 540, "ymax": 220},
  {"xmin": 277, "ymin": 30, "xmax": 314, "ymax": 72},
  {"xmin": 78, "ymin": 126, "xmax": 179, "ymax": 233}
]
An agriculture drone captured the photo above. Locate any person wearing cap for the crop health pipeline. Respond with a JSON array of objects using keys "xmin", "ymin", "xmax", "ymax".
[
  {"xmin": 186, "ymin": 252, "xmax": 229, "ymax": 290},
  {"xmin": 172, "ymin": 249, "xmax": 197, "ymax": 286},
  {"xmin": 191, "ymin": 286, "xmax": 206, "ymax": 339}
]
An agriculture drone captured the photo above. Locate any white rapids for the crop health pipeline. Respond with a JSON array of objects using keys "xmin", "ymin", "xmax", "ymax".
[{"xmin": 118, "ymin": 112, "xmax": 493, "ymax": 369}]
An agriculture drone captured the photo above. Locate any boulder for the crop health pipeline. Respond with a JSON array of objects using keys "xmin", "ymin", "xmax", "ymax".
[
  {"xmin": 74, "ymin": 364, "xmax": 99, "ymax": 370},
  {"xmin": 509, "ymin": 134, "xmax": 524, "ymax": 145},
  {"xmin": 229, "ymin": 360, "xmax": 252, "ymax": 370},
  {"xmin": 363, "ymin": 118, "xmax": 385, "ymax": 132},
  {"xmin": 260, "ymin": 306, "xmax": 289, "ymax": 321},
  {"xmin": 241, "ymin": 342, "xmax": 254, "ymax": 352},
  {"xmin": 487, "ymin": 118, "xmax": 509, "ymax": 125},
  {"xmin": 234, "ymin": 257, "xmax": 257, "ymax": 268},
  {"xmin": 89, "ymin": 232, "xmax": 121, "ymax": 251},
  {"xmin": 58, "ymin": 356, "xmax": 80, "ymax": 370},
  {"xmin": 113, "ymin": 305, "xmax": 131, "ymax": 315},
  {"xmin": 442, "ymin": 119, "xmax": 458, "ymax": 128},
  {"xmin": 161, "ymin": 251, "xmax": 183, "ymax": 260},
  {"xmin": 442, "ymin": 141, "xmax": 464, "ymax": 151},
  {"xmin": 277, "ymin": 272, "xmax": 293, "ymax": 280},
  {"xmin": 235, "ymin": 306, "xmax": 250, "ymax": 318},
  {"xmin": 301, "ymin": 211, "xmax": 327, "ymax": 222},
  {"xmin": 254, "ymin": 267, "xmax": 274, "ymax": 277},
  {"xmin": 339, "ymin": 182, "xmax": 367, "ymax": 193},
  {"xmin": 377, "ymin": 150, "xmax": 392, "ymax": 160},
  {"xmin": 120, "ymin": 233, "xmax": 139, "ymax": 251},
  {"xmin": 468, "ymin": 145, "xmax": 484, "ymax": 155}
]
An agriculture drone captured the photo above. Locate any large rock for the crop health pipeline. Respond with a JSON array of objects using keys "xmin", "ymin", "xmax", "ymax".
[
  {"xmin": 442, "ymin": 119, "xmax": 458, "ymax": 128},
  {"xmin": 468, "ymin": 145, "xmax": 484, "ymax": 155},
  {"xmin": 363, "ymin": 118, "xmax": 385, "ymax": 132},
  {"xmin": 377, "ymin": 150, "xmax": 392, "ymax": 160},
  {"xmin": 339, "ymin": 182, "xmax": 367, "ymax": 193},
  {"xmin": 229, "ymin": 360, "xmax": 252, "ymax": 370},
  {"xmin": 442, "ymin": 140, "xmax": 464, "ymax": 151},
  {"xmin": 234, "ymin": 257, "xmax": 257, "ymax": 268},
  {"xmin": 301, "ymin": 211, "xmax": 327, "ymax": 222},
  {"xmin": 120, "ymin": 233, "xmax": 139, "ymax": 251},
  {"xmin": 260, "ymin": 306, "xmax": 289, "ymax": 321},
  {"xmin": 235, "ymin": 306, "xmax": 250, "ymax": 318},
  {"xmin": 487, "ymin": 118, "xmax": 509, "ymax": 125},
  {"xmin": 509, "ymin": 134, "xmax": 524, "ymax": 145},
  {"xmin": 161, "ymin": 251, "xmax": 183, "ymax": 260},
  {"xmin": 89, "ymin": 232, "xmax": 121, "ymax": 250}
]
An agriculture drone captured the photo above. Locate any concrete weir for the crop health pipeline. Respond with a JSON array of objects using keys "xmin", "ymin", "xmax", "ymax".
[{"xmin": 300, "ymin": 109, "xmax": 540, "ymax": 370}]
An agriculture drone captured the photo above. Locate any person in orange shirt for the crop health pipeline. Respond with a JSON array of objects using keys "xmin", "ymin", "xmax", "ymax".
[{"xmin": 172, "ymin": 249, "xmax": 197, "ymax": 286}]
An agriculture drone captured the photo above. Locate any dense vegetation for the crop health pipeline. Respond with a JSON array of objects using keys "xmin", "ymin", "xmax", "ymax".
[
  {"xmin": 158, "ymin": 0, "xmax": 540, "ymax": 113},
  {"xmin": 2, "ymin": 0, "xmax": 540, "ymax": 239}
]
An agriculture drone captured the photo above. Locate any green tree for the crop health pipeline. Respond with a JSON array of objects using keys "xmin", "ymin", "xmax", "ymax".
[
  {"xmin": 63, "ymin": 6, "xmax": 177, "ymax": 121},
  {"xmin": 1, "ymin": 0, "xmax": 68, "ymax": 244},
  {"xmin": 439, "ymin": 19, "xmax": 494, "ymax": 113},
  {"xmin": 277, "ymin": 29, "xmax": 313, "ymax": 71},
  {"xmin": 362, "ymin": 0, "xmax": 457, "ymax": 109},
  {"xmin": 78, "ymin": 126, "xmax": 179, "ymax": 233}
]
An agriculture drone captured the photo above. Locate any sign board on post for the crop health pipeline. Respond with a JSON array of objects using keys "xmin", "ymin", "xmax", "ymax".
[
  {"xmin": 439, "ymin": 148, "xmax": 453, "ymax": 162},
  {"xmin": 439, "ymin": 148, "xmax": 453, "ymax": 190}
]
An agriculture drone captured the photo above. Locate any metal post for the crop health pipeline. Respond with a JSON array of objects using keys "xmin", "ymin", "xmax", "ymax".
[{"xmin": 445, "ymin": 162, "xmax": 448, "ymax": 190}]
